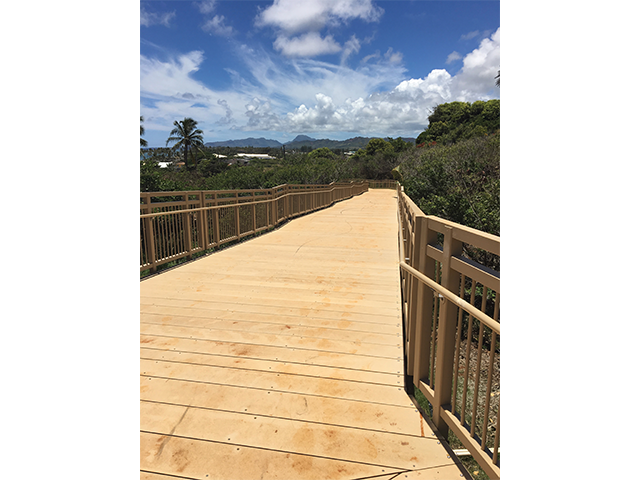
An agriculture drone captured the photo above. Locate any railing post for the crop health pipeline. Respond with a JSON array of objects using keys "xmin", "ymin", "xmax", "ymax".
[
  {"xmin": 142, "ymin": 194, "xmax": 157, "ymax": 273},
  {"xmin": 183, "ymin": 209, "xmax": 193, "ymax": 260},
  {"xmin": 213, "ymin": 193, "xmax": 220, "ymax": 247},
  {"xmin": 252, "ymin": 191, "xmax": 257, "ymax": 233},
  {"xmin": 413, "ymin": 217, "xmax": 437, "ymax": 387},
  {"xmin": 432, "ymin": 224, "xmax": 463, "ymax": 438},
  {"xmin": 199, "ymin": 191, "xmax": 208, "ymax": 250},
  {"xmin": 405, "ymin": 213, "xmax": 423, "ymax": 377},
  {"xmin": 235, "ymin": 192, "xmax": 241, "ymax": 238}
]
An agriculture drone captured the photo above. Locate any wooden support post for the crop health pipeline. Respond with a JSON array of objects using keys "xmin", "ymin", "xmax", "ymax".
[
  {"xmin": 252, "ymin": 192, "xmax": 257, "ymax": 233},
  {"xmin": 432, "ymin": 224, "xmax": 463, "ymax": 438},
  {"xmin": 184, "ymin": 210, "xmax": 193, "ymax": 260},
  {"xmin": 199, "ymin": 191, "xmax": 208, "ymax": 250},
  {"xmin": 406, "ymin": 214, "xmax": 426, "ymax": 377},
  {"xmin": 235, "ymin": 194, "xmax": 241, "ymax": 239},
  {"xmin": 270, "ymin": 189, "xmax": 276, "ymax": 226},
  {"xmin": 213, "ymin": 193, "xmax": 220, "ymax": 247},
  {"xmin": 413, "ymin": 217, "xmax": 437, "ymax": 388},
  {"xmin": 142, "ymin": 195, "xmax": 157, "ymax": 273}
]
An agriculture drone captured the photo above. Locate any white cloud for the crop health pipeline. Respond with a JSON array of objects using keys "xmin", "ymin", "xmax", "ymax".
[
  {"xmin": 203, "ymin": 15, "xmax": 234, "ymax": 36},
  {"xmin": 446, "ymin": 51, "xmax": 462, "ymax": 64},
  {"xmin": 341, "ymin": 35, "xmax": 361, "ymax": 65},
  {"xmin": 256, "ymin": 0, "xmax": 383, "ymax": 34},
  {"xmin": 140, "ymin": 27, "xmax": 499, "ymax": 140},
  {"xmin": 140, "ymin": 50, "xmax": 250, "ymax": 134},
  {"xmin": 256, "ymin": 0, "xmax": 383, "ymax": 60},
  {"xmin": 140, "ymin": 7, "xmax": 175, "ymax": 27},
  {"xmin": 451, "ymin": 28, "xmax": 500, "ymax": 99},
  {"xmin": 274, "ymin": 32, "xmax": 341, "ymax": 57},
  {"xmin": 460, "ymin": 30, "xmax": 480, "ymax": 41},
  {"xmin": 384, "ymin": 47, "xmax": 402, "ymax": 65},
  {"xmin": 460, "ymin": 29, "xmax": 493, "ymax": 42},
  {"xmin": 195, "ymin": 0, "xmax": 217, "ymax": 15}
]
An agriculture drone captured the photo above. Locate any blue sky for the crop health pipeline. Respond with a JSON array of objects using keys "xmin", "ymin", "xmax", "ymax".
[{"xmin": 141, "ymin": 0, "xmax": 500, "ymax": 147}]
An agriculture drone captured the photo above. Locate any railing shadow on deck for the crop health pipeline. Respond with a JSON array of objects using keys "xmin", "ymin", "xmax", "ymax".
[
  {"xmin": 396, "ymin": 182, "xmax": 500, "ymax": 479},
  {"xmin": 140, "ymin": 181, "xmax": 368, "ymax": 277}
]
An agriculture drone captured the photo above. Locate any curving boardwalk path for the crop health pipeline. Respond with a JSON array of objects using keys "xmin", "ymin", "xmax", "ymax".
[{"xmin": 140, "ymin": 189, "xmax": 464, "ymax": 480}]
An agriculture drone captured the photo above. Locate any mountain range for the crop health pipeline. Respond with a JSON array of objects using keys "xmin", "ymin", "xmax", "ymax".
[{"xmin": 204, "ymin": 135, "xmax": 415, "ymax": 150}]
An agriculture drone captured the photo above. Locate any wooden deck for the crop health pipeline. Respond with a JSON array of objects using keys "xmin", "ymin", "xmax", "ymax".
[{"xmin": 140, "ymin": 189, "xmax": 464, "ymax": 480}]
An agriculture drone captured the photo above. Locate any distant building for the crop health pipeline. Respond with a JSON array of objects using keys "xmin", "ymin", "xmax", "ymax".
[{"xmin": 236, "ymin": 153, "xmax": 276, "ymax": 160}]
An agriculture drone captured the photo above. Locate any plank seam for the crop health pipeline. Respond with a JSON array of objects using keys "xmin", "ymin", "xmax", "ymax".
[
  {"xmin": 140, "ymin": 296, "xmax": 401, "ymax": 319},
  {"xmin": 140, "ymin": 430, "xmax": 408, "ymax": 471},
  {"xmin": 140, "ymin": 356, "xmax": 403, "ymax": 388},
  {"xmin": 140, "ymin": 320, "xmax": 401, "ymax": 346},
  {"xmin": 141, "ymin": 375, "xmax": 414, "ymax": 409},
  {"xmin": 141, "ymin": 399, "xmax": 434, "ymax": 439},
  {"xmin": 140, "ymin": 333, "xmax": 403, "ymax": 360},
  {"xmin": 139, "ymin": 304, "xmax": 401, "ymax": 328},
  {"xmin": 141, "ymin": 346, "xmax": 403, "ymax": 376}
]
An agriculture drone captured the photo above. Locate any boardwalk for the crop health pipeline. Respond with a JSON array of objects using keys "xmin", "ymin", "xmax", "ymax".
[{"xmin": 140, "ymin": 189, "xmax": 464, "ymax": 480}]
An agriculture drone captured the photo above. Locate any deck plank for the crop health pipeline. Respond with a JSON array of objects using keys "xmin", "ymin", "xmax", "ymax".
[{"xmin": 140, "ymin": 190, "xmax": 463, "ymax": 479}]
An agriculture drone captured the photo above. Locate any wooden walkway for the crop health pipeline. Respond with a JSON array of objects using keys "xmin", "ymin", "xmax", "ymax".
[{"xmin": 140, "ymin": 189, "xmax": 464, "ymax": 480}]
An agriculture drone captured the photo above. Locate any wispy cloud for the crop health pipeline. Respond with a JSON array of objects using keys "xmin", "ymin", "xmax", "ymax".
[
  {"xmin": 195, "ymin": 0, "xmax": 217, "ymax": 15},
  {"xmin": 140, "ymin": 6, "xmax": 176, "ymax": 27},
  {"xmin": 140, "ymin": 27, "xmax": 499, "ymax": 138},
  {"xmin": 203, "ymin": 15, "xmax": 234, "ymax": 36},
  {"xmin": 446, "ymin": 51, "xmax": 462, "ymax": 64},
  {"xmin": 340, "ymin": 35, "xmax": 361, "ymax": 66},
  {"xmin": 460, "ymin": 29, "xmax": 493, "ymax": 41},
  {"xmin": 195, "ymin": 0, "xmax": 234, "ymax": 36}
]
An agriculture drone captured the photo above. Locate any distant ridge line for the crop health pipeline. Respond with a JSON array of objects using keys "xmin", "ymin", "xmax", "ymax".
[{"xmin": 204, "ymin": 136, "xmax": 415, "ymax": 149}]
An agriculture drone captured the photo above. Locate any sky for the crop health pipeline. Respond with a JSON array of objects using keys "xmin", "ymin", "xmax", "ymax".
[{"xmin": 140, "ymin": 0, "xmax": 500, "ymax": 146}]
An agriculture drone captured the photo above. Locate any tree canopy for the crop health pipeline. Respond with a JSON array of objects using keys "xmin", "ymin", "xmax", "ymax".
[
  {"xmin": 166, "ymin": 117, "xmax": 205, "ymax": 169},
  {"xmin": 416, "ymin": 100, "xmax": 500, "ymax": 146}
]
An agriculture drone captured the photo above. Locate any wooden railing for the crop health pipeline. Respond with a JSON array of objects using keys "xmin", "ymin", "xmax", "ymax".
[
  {"xmin": 140, "ymin": 182, "xmax": 368, "ymax": 273},
  {"xmin": 397, "ymin": 184, "xmax": 500, "ymax": 479}
]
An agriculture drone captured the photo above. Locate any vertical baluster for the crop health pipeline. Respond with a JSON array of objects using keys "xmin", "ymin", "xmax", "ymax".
[
  {"xmin": 461, "ymin": 279, "xmax": 477, "ymax": 427},
  {"xmin": 470, "ymin": 285, "xmax": 488, "ymax": 439},
  {"xmin": 452, "ymin": 275, "xmax": 467, "ymax": 415}
]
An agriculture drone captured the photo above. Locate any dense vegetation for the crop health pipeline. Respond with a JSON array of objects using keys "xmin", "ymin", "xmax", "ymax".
[
  {"xmin": 140, "ymin": 100, "xmax": 499, "ymax": 236},
  {"xmin": 415, "ymin": 100, "xmax": 500, "ymax": 146},
  {"xmin": 398, "ymin": 134, "xmax": 500, "ymax": 235}
]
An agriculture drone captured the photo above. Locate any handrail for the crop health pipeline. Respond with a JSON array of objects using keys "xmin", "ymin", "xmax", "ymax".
[
  {"xmin": 399, "ymin": 261, "xmax": 500, "ymax": 334},
  {"xmin": 396, "ymin": 183, "xmax": 500, "ymax": 479},
  {"xmin": 140, "ymin": 182, "xmax": 368, "ymax": 275},
  {"xmin": 140, "ymin": 184, "xmax": 354, "ymax": 219}
]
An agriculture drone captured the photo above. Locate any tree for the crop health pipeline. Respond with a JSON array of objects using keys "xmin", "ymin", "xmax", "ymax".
[
  {"xmin": 308, "ymin": 147, "xmax": 336, "ymax": 160},
  {"xmin": 140, "ymin": 116, "xmax": 148, "ymax": 147},
  {"xmin": 416, "ymin": 100, "xmax": 500, "ymax": 145},
  {"xmin": 166, "ymin": 117, "xmax": 205, "ymax": 170}
]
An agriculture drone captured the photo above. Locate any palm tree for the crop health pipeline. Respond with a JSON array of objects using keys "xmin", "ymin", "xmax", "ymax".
[
  {"xmin": 166, "ymin": 117, "xmax": 205, "ymax": 169},
  {"xmin": 140, "ymin": 116, "xmax": 148, "ymax": 147}
]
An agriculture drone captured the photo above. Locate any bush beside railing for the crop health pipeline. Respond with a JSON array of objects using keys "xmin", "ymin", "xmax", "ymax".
[
  {"xmin": 140, "ymin": 182, "xmax": 368, "ymax": 274},
  {"xmin": 397, "ymin": 184, "xmax": 500, "ymax": 479}
]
